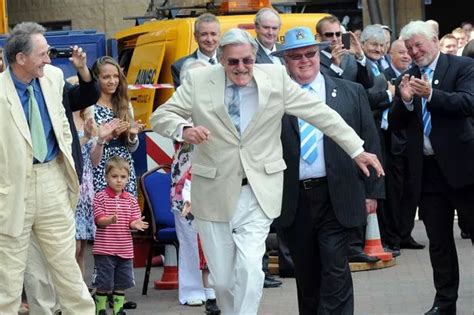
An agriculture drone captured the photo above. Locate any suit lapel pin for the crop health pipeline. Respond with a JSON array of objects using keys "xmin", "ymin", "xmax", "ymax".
[
  {"xmin": 434, "ymin": 79, "xmax": 439, "ymax": 85},
  {"xmin": 331, "ymin": 89, "xmax": 337, "ymax": 98}
]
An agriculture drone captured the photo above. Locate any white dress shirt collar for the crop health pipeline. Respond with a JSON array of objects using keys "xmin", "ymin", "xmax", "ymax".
[{"xmin": 197, "ymin": 49, "xmax": 218, "ymax": 64}]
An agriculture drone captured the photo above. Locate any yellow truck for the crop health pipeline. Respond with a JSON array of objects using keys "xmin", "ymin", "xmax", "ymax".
[
  {"xmin": 114, "ymin": 2, "xmax": 328, "ymax": 127},
  {"xmin": 0, "ymin": 0, "xmax": 7, "ymax": 34}
]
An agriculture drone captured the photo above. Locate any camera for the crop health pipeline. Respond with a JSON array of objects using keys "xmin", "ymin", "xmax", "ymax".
[
  {"xmin": 390, "ymin": 78, "xmax": 397, "ymax": 85},
  {"xmin": 48, "ymin": 47, "xmax": 73, "ymax": 59}
]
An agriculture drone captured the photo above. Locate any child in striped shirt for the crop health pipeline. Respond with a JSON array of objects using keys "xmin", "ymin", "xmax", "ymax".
[{"xmin": 92, "ymin": 156, "xmax": 148, "ymax": 315}]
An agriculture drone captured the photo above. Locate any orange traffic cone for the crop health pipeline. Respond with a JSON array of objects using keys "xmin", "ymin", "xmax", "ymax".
[
  {"xmin": 154, "ymin": 245, "xmax": 178, "ymax": 290},
  {"xmin": 364, "ymin": 207, "xmax": 393, "ymax": 262}
]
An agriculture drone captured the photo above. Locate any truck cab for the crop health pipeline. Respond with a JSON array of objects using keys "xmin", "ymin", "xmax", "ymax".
[{"xmin": 114, "ymin": 2, "xmax": 329, "ymax": 128}]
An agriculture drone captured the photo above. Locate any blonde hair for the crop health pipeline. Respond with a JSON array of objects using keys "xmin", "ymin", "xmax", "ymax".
[{"xmin": 105, "ymin": 156, "xmax": 130, "ymax": 176}]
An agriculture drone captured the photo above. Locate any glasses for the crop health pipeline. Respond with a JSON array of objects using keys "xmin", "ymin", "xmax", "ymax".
[
  {"xmin": 286, "ymin": 51, "xmax": 318, "ymax": 61},
  {"xmin": 323, "ymin": 32, "xmax": 342, "ymax": 38},
  {"xmin": 226, "ymin": 58, "xmax": 255, "ymax": 66}
]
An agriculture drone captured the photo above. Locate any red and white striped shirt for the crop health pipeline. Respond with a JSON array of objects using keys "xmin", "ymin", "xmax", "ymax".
[{"xmin": 93, "ymin": 187, "xmax": 141, "ymax": 259}]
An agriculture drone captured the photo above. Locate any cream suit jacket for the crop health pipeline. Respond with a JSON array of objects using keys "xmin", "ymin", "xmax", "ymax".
[
  {"xmin": 151, "ymin": 64, "xmax": 364, "ymax": 222},
  {"xmin": 0, "ymin": 65, "xmax": 79, "ymax": 237}
]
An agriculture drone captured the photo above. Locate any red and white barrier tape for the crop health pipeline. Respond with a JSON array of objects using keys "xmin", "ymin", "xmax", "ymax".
[{"xmin": 128, "ymin": 83, "xmax": 174, "ymax": 90}]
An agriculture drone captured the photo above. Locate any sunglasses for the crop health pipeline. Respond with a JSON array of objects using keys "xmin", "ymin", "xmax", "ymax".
[
  {"xmin": 226, "ymin": 57, "xmax": 255, "ymax": 66},
  {"xmin": 323, "ymin": 32, "xmax": 342, "ymax": 38},
  {"xmin": 286, "ymin": 51, "xmax": 318, "ymax": 61}
]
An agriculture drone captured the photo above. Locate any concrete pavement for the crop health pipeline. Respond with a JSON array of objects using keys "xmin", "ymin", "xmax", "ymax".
[{"xmin": 115, "ymin": 220, "xmax": 473, "ymax": 315}]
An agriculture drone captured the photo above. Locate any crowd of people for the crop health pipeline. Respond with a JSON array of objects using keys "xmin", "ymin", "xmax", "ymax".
[{"xmin": 0, "ymin": 8, "xmax": 473, "ymax": 315}]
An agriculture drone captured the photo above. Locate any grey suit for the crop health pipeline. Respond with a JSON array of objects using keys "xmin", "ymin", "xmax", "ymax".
[
  {"xmin": 319, "ymin": 51, "xmax": 373, "ymax": 89},
  {"xmin": 255, "ymin": 42, "xmax": 284, "ymax": 65}
]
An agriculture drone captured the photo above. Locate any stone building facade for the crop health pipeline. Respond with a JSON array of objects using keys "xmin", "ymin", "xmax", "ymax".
[{"xmin": 8, "ymin": 0, "xmax": 150, "ymax": 37}]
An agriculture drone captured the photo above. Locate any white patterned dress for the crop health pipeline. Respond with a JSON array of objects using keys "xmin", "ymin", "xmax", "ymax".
[{"xmin": 92, "ymin": 104, "xmax": 137, "ymax": 196}]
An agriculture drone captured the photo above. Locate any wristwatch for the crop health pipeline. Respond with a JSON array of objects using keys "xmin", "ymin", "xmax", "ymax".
[{"xmin": 355, "ymin": 53, "xmax": 365, "ymax": 61}]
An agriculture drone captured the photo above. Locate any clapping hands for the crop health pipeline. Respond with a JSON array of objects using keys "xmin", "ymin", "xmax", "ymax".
[{"xmin": 129, "ymin": 120, "xmax": 145, "ymax": 137}]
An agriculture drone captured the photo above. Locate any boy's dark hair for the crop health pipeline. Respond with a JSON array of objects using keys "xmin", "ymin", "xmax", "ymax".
[{"xmin": 105, "ymin": 156, "xmax": 130, "ymax": 175}]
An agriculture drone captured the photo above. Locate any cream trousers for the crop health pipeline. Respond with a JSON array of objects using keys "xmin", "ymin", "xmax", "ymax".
[
  {"xmin": 195, "ymin": 185, "xmax": 272, "ymax": 315},
  {"xmin": 0, "ymin": 159, "xmax": 94, "ymax": 315}
]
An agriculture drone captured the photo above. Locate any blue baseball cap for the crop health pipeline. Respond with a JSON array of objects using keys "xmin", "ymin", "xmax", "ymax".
[{"xmin": 272, "ymin": 27, "xmax": 330, "ymax": 57}]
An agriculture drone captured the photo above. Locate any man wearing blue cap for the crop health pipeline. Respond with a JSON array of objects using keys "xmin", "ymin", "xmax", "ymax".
[
  {"xmin": 151, "ymin": 28, "xmax": 384, "ymax": 315},
  {"xmin": 274, "ymin": 27, "xmax": 384, "ymax": 314}
]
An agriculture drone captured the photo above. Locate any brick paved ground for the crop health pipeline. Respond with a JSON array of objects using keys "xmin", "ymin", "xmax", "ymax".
[{"xmin": 108, "ymin": 220, "xmax": 472, "ymax": 315}]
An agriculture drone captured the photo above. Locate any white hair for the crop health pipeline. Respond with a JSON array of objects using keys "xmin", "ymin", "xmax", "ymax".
[
  {"xmin": 360, "ymin": 24, "xmax": 385, "ymax": 44},
  {"xmin": 217, "ymin": 28, "xmax": 258, "ymax": 60},
  {"xmin": 400, "ymin": 20, "xmax": 437, "ymax": 42}
]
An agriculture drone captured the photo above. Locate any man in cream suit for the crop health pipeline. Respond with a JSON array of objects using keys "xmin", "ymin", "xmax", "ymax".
[
  {"xmin": 0, "ymin": 22, "xmax": 95, "ymax": 314},
  {"xmin": 151, "ymin": 28, "xmax": 384, "ymax": 315}
]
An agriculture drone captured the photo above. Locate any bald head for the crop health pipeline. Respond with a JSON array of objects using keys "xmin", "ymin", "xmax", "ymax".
[{"xmin": 389, "ymin": 39, "xmax": 412, "ymax": 72}]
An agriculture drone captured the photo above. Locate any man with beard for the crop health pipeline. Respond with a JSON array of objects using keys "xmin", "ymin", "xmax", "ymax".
[{"xmin": 390, "ymin": 20, "xmax": 474, "ymax": 315}]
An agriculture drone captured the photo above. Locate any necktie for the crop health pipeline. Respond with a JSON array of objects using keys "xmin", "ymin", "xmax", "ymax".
[
  {"xmin": 421, "ymin": 67, "xmax": 434, "ymax": 136},
  {"xmin": 27, "ymin": 85, "xmax": 48, "ymax": 162},
  {"xmin": 370, "ymin": 61, "xmax": 381, "ymax": 76},
  {"xmin": 209, "ymin": 58, "xmax": 216, "ymax": 65},
  {"xmin": 299, "ymin": 84, "xmax": 318, "ymax": 164},
  {"xmin": 228, "ymin": 85, "xmax": 241, "ymax": 134}
]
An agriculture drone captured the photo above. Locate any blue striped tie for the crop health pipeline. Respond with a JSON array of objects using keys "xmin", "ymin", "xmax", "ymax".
[
  {"xmin": 228, "ymin": 85, "xmax": 241, "ymax": 133},
  {"xmin": 299, "ymin": 84, "xmax": 318, "ymax": 164},
  {"xmin": 421, "ymin": 67, "xmax": 434, "ymax": 136}
]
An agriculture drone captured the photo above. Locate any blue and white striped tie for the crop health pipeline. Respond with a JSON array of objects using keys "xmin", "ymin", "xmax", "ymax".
[
  {"xmin": 299, "ymin": 84, "xmax": 318, "ymax": 164},
  {"xmin": 421, "ymin": 67, "xmax": 434, "ymax": 136}
]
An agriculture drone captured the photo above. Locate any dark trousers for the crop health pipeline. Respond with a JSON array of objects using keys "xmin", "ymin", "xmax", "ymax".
[
  {"xmin": 348, "ymin": 226, "xmax": 365, "ymax": 256},
  {"xmin": 421, "ymin": 156, "xmax": 474, "ymax": 310},
  {"xmin": 380, "ymin": 153, "xmax": 419, "ymax": 246},
  {"xmin": 284, "ymin": 181, "xmax": 353, "ymax": 315}
]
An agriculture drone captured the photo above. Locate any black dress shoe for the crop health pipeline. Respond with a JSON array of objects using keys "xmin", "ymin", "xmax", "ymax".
[
  {"xmin": 123, "ymin": 301, "xmax": 137, "ymax": 309},
  {"xmin": 279, "ymin": 269, "xmax": 295, "ymax": 278},
  {"xmin": 460, "ymin": 230, "xmax": 471, "ymax": 239},
  {"xmin": 400, "ymin": 237, "xmax": 425, "ymax": 249},
  {"xmin": 348, "ymin": 253, "xmax": 380, "ymax": 263},
  {"xmin": 263, "ymin": 275, "xmax": 282, "ymax": 288},
  {"xmin": 384, "ymin": 245, "xmax": 401, "ymax": 257},
  {"xmin": 109, "ymin": 297, "xmax": 137, "ymax": 310},
  {"xmin": 205, "ymin": 298, "xmax": 221, "ymax": 315},
  {"xmin": 424, "ymin": 305, "xmax": 456, "ymax": 315}
]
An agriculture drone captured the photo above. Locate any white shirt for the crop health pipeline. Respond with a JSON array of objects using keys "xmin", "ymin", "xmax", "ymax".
[
  {"xmin": 403, "ymin": 52, "xmax": 440, "ymax": 155},
  {"xmin": 196, "ymin": 49, "xmax": 218, "ymax": 65},
  {"xmin": 225, "ymin": 78, "xmax": 258, "ymax": 135},
  {"xmin": 298, "ymin": 73, "xmax": 327, "ymax": 180}
]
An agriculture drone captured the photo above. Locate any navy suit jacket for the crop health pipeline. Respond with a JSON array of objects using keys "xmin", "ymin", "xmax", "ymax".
[
  {"xmin": 389, "ymin": 53, "xmax": 474, "ymax": 190},
  {"xmin": 278, "ymin": 75, "xmax": 384, "ymax": 228},
  {"xmin": 171, "ymin": 50, "xmax": 199, "ymax": 88}
]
